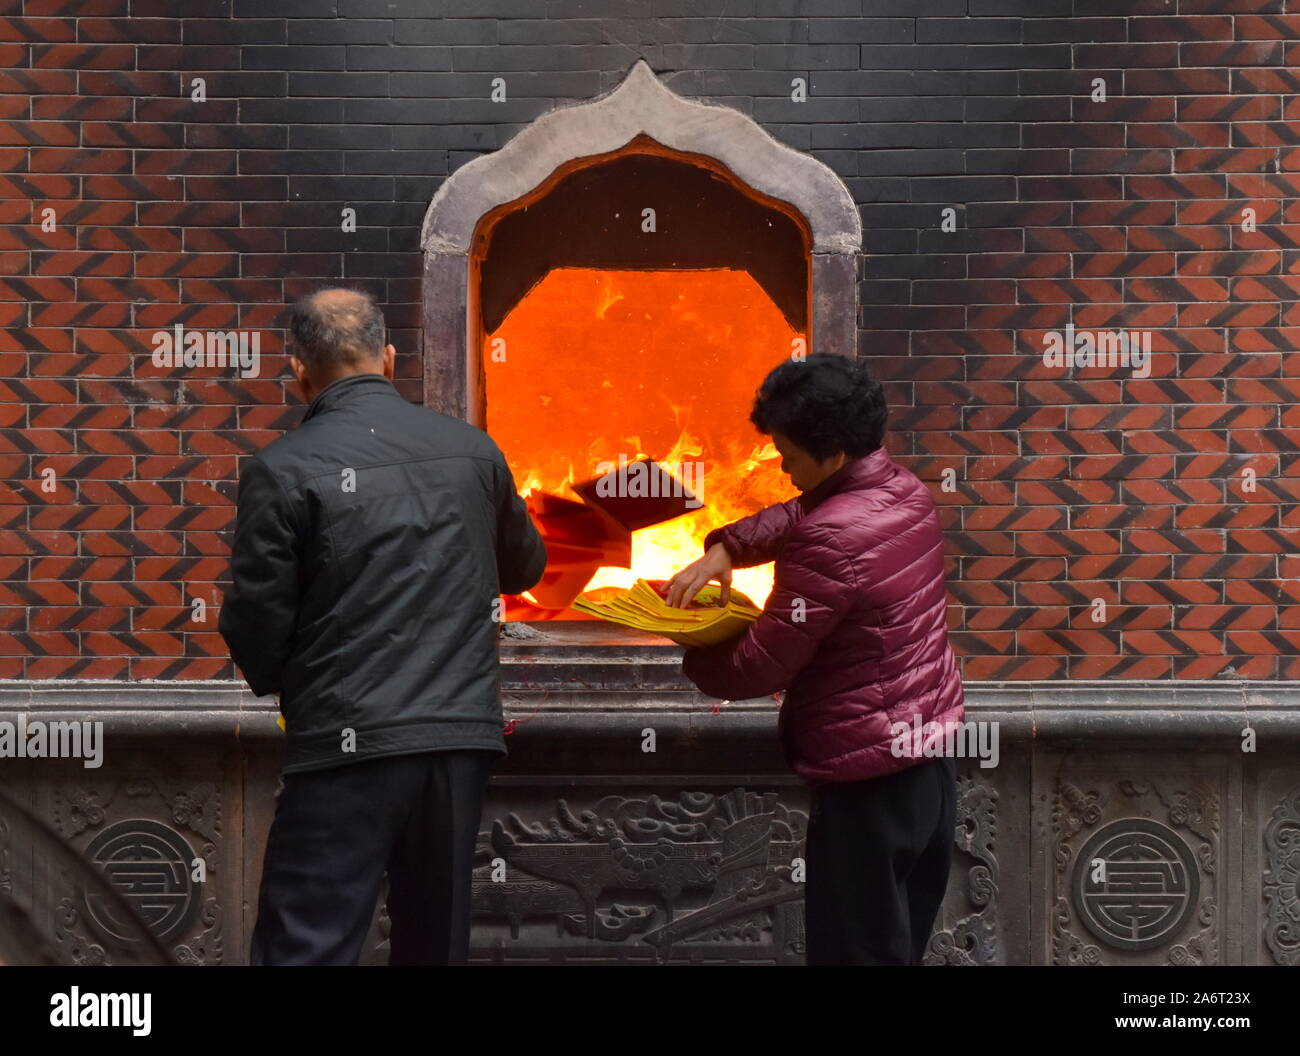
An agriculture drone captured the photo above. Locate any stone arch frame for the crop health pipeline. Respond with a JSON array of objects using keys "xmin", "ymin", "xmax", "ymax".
[{"xmin": 420, "ymin": 59, "xmax": 862, "ymax": 422}]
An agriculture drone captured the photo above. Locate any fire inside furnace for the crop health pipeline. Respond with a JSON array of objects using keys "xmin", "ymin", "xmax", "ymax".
[{"xmin": 486, "ymin": 268, "xmax": 802, "ymax": 620}]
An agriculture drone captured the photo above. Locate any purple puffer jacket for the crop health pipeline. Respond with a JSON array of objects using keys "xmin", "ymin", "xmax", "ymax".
[{"xmin": 682, "ymin": 446, "xmax": 964, "ymax": 786}]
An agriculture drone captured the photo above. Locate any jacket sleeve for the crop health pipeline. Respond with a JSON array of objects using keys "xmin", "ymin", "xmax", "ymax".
[
  {"xmin": 703, "ymin": 496, "xmax": 802, "ymax": 568},
  {"xmin": 682, "ymin": 520, "xmax": 856, "ymax": 701},
  {"xmin": 494, "ymin": 456, "xmax": 547, "ymax": 595},
  {"xmin": 218, "ymin": 456, "xmax": 301, "ymax": 698}
]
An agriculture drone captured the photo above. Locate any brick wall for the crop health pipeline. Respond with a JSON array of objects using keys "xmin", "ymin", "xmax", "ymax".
[{"xmin": 3, "ymin": 2, "xmax": 1298, "ymax": 681}]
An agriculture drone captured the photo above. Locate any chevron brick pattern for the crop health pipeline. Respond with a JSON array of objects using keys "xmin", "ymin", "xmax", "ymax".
[{"xmin": 2, "ymin": 9, "xmax": 1298, "ymax": 681}]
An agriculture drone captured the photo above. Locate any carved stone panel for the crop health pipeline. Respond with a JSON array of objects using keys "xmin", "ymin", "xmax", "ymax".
[
  {"xmin": 1048, "ymin": 760, "xmax": 1226, "ymax": 966},
  {"xmin": 354, "ymin": 767, "xmax": 1001, "ymax": 965},
  {"xmin": 32, "ymin": 757, "xmax": 230, "ymax": 965},
  {"xmin": 1259, "ymin": 785, "xmax": 1300, "ymax": 965}
]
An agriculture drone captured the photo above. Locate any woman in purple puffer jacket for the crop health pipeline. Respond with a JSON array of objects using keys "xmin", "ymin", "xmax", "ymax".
[{"xmin": 666, "ymin": 352, "xmax": 964, "ymax": 966}]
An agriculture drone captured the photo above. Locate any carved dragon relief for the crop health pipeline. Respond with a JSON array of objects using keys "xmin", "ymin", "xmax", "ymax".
[{"xmin": 470, "ymin": 788, "xmax": 809, "ymax": 963}]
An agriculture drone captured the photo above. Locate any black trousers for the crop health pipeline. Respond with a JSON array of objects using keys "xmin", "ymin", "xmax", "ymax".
[
  {"xmin": 803, "ymin": 755, "xmax": 957, "ymax": 965},
  {"xmin": 250, "ymin": 749, "xmax": 495, "ymax": 966}
]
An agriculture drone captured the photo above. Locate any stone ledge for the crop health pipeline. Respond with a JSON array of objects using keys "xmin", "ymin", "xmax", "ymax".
[{"xmin": 0, "ymin": 679, "xmax": 1292, "ymax": 745}]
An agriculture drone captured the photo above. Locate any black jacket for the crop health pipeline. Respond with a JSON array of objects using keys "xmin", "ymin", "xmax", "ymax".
[{"xmin": 218, "ymin": 372, "xmax": 547, "ymax": 774}]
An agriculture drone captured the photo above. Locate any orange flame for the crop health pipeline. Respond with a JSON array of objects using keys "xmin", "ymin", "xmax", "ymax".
[{"xmin": 487, "ymin": 268, "xmax": 799, "ymax": 616}]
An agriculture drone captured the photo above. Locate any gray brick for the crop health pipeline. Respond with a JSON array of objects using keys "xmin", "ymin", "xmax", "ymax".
[
  {"xmin": 1019, "ymin": 69, "xmax": 1123, "ymax": 95},
  {"xmin": 395, "ymin": 19, "xmax": 498, "ymax": 45},
  {"xmin": 196, "ymin": 72, "xmax": 288, "ymax": 98},
  {"xmin": 450, "ymin": 43, "xmax": 658, "ymax": 71},
  {"xmin": 753, "ymin": 95, "xmax": 859, "ymax": 122},
  {"xmin": 808, "ymin": 18, "xmax": 913, "ymax": 43},
  {"xmin": 698, "ymin": 70, "xmax": 799, "ymax": 94},
  {"xmin": 916, "ymin": 18, "xmax": 1022, "ymax": 44},
  {"xmin": 966, "ymin": 148, "xmax": 1068, "ymax": 175},
  {"xmin": 497, "ymin": 18, "xmax": 609, "ymax": 44},
  {"xmin": 918, "ymin": 70, "xmax": 1019, "ymax": 95},
  {"xmin": 289, "ymin": 72, "xmax": 390, "ymax": 97},
  {"xmin": 856, "ymin": 149, "xmax": 964, "ymax": 176},
  {"xmin": 346, "ymin": 150, "xmax": 448, "ymax": 175},
  {"xmin": 290, "ymin": 125, "xmax": 392, "ymax": 150},
  {"xmin": 240, "ymin": 149, "xmax": 344, "ymax": 175},
  {"xmin": 347, "ymin": 45, "xmax": 453, "ymax": 71},
  {"xmin": 640, "ymin": 0, "xmax": 756, "ymax": 12},
  {"xmin": 906, "ymin": 176, "xmax": 1016, "ymax": 202},
  {"xmin": 188, "ymin": 124, "xmax": 287, "ymax": 149},
  {"xmin": 860, "ymin": 203, "xmax": 952, "ymax": 227},
  {"xmin": 392, "ymin": 125, "xmax": 496, "ymax": 150},
  {"xmin": 810, "ymin": 70, "xmax": 919, "ymax": 96},
  {"xmin": 661, "ymin": 44, "xmax": 755, "ymax": 69},
  {"xmin": 815, "ymin": 123, "xmax": 1018, "ymax": 150},
  {"xmin": 971, "ymin": 0, "xmax": 1070, "ymax": 12},
  {"xmin": 347, "ymin": 97, "xmax": 554, "ymax": 124},
  {"xmin": 755, "ymin": 0, "xmax": 856, "ymax": 13},
  {"xmin": 859, "ymin": 44, "xmax": 1070, "ymax": 69},
  {"xmin": 288, "ymin": 19, "xmax": 392, "ymax": 45},
  {"xmin": 764, "ymin": 123, "xmax": 812, "ymax": 149},
  {"xmin": 860, "ymin": 97, "xmax": 965, "ymax": 121},
  {"xmin": 233, "ymin": 0, "xmax": 334, "ymax": 14},
  {"xmin": 242, "ymin": 45, "xmax": 347, "ymax": 70},
  {"xmin": 138, "ymin": 44, "xmax": 239, "ymax": 70},
  {"xmin": 811, "ymin": 148, "xmax": 857, "ymax": 176},
  {"xmin": 242, "ymin": 98, "xmax": 345, "ymax": 123},
  {"xmin": 290, "ymin": 175, "xmax": 395, "ymax": 201},
  {"xmin": 391, "ymin": 70, "xmax": 602, "ymax": 97},
  {"xmin": 918, "ymin": 227, "xmax": 1022, "ymax": 253},
  {"xmin": 859, "ymin": 228, "xmax": 917, "ymax": 254},
  {"xmin": 343, "ymin": 98, "xmax": 454, "ymax": 123},
  {"xmin": 966, "ymin": 95, "xmax": 1070, "ymax": 121},
  {"xmin": 451, "ymin": 98, "xmax": 562, "ymax": 123},
  {"xmin": 754, "ymin": 43, "xmax": 859, "ymax": 69},
  {"xmin": 339, "ymin": 0, "xmax": 435, "ymax": 13},
  {"xmin": 547, "ymin": 0, "xmax": 752, "ymax": 14},
  {"xmin": 843, "ymin": 177, "xmax": 910, "ymax": 202},
  {"xmin": 865, "ymin": 254, "xmax": 964, "ymax": 279},
  {"xmin": 185, "ymin": 18, "xmax": 285, "ymax": 44},
  {"xmin": 443, "ymin": 0, "xmax": 550, "ymax": 13},
  {"xmin": 1022, "ymin": 17, "xmax": 1126, "ymax": 43},
  {"xmin": 713, "ymin": 18, "xmax": 811, "ymax": 44}
]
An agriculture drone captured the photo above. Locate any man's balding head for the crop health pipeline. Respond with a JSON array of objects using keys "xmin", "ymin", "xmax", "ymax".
[{"xmin": 287, "ymin": 287, "xmax": 395, "ymax": 403}]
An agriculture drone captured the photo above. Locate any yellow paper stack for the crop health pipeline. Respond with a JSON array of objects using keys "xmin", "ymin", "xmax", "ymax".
[{"xmin": 572, "ymin": 579, "xmax": 762, "ymax": 647}]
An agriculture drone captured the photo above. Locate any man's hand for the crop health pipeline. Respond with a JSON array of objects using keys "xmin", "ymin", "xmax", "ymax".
[{"xmin": 665, "ymin": 542, "xmax": 733, "ymax": 609}]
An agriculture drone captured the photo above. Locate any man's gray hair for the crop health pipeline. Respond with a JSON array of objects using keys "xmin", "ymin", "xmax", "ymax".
[{"xmin": 289, "ymin": 288, "xmax": 386, "ymax": 370}]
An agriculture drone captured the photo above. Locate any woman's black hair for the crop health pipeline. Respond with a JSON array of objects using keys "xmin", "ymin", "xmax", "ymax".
[{"xmin": 749, "ymin": 352, "xmax": 888, "ymax": 461}]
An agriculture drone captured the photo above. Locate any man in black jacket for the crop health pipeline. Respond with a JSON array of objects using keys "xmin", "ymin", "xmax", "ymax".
[{"xmin": 219, "ymin": 287, "xmax": 546, "ymax": 965}]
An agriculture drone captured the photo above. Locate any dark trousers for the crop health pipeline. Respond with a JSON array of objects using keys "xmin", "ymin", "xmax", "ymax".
[
  {"xmin": 804, "ymin": 755, "xmax": 957, "ymax": 965},
  {"xmin": 250, "ymin": 749, "xmax": 495, "ymax": 966}
]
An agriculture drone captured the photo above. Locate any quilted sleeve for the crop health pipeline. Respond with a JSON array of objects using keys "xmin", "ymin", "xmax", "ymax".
[
  {"xmin": 703, "ymin": 496, "xmax": 802, "ymax": 569},
  {"xmin": 682, "ymin": 519, "xmax": 856, "ymax": 700}
]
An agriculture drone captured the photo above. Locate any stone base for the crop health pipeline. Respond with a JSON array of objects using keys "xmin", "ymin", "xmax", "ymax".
[{"xmin": 0, "ymin": 679, "xmax": 1295, "ymax": 966}]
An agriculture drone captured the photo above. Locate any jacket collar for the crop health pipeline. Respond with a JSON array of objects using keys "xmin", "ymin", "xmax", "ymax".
[
  {"xmin": 797, "ymin": 446, "xmax": 896, "ymax": 513},
  {"xmin": 301, "ymin": 372, "xmax": 398, "ymax": 423}
]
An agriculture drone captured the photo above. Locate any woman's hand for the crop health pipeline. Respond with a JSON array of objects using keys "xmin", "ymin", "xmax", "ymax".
[{"xmin": 665, "ymin": 542, "xmax": 733, "ymax": 609}]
